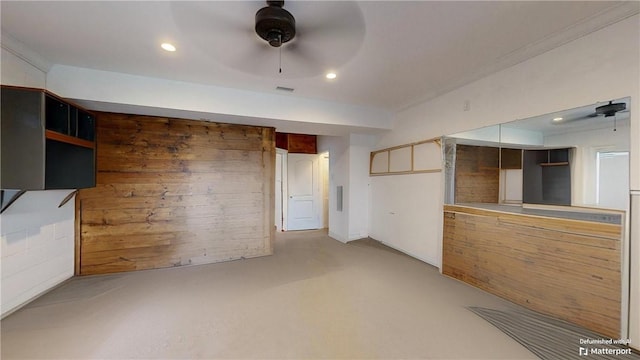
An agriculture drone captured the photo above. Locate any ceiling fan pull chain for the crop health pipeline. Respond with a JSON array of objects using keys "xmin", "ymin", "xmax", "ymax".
[
  {"xmin": 613, "ymin": 115, "xmax": 617, "ymax": 132},
  {"xmin": 279, "ymin": 44, "xmax": 282, "ymax": 74}
]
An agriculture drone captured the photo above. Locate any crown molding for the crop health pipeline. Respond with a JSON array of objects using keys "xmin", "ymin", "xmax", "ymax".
[
  {"xmin": 397, "ymin": 2, "xmax": 640, "ymax": 112},
  {"xmin": 1, "ymin": 32, "xmax": 52, "ymax": 73}
]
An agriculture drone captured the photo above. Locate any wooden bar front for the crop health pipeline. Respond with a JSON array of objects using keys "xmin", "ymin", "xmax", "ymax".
[{"xmin": 443, "ymin": 204, "xmax": 622, "ymax": 338}]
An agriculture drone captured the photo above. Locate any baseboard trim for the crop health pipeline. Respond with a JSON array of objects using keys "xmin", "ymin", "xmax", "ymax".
[
  {"xmin": 369, "ymin": 237, "xmax": 441, "ymax": 270},
  {"xmin": 1, "ymin": 272, "xmax": 74, "ymax": 319},
  {"xmin": 328, "ymin": 231, "xmax": 348, "ymax": 244}
]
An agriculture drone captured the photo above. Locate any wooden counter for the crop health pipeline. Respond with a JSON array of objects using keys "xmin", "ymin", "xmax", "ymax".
[{"xmin": 443, "ymin": 204, "xmax": 622, "ymax": 338}]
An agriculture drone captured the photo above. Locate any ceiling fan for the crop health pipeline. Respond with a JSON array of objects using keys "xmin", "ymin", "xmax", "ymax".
[
  {"xmin": 255, "ymin": 1, "xmax": 296, "ymax": 48},
  {"xmin": 170, "ymin": 1, "xmax": 365, "ymax": 78}
]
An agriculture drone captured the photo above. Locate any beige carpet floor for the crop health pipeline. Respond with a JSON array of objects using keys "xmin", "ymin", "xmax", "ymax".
[{"xmin": 1, "ymin": 230, "xmax": 537, "ymax": 359}]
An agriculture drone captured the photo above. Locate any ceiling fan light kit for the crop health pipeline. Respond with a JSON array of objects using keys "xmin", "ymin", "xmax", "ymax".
[{"xmin": 255, "ymin": 1, "xmax": 296, "ymax": 48}]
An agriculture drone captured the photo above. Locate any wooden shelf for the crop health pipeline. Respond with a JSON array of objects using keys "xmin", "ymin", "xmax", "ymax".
[
  {"xmin": 540, "ymin": 162, "xmax": 569, "ymax": 166},
  {"xmin": 45, "ymin": 130, "xmax": 95, "ymax": 149}
]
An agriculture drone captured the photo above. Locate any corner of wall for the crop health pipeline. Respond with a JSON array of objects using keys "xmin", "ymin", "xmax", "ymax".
[{"xmin": 328, "ymin": 230, "xmax": 348, "ymax": 244}]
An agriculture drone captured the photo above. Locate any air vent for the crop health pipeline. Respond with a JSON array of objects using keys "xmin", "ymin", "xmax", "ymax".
[{"xmin": 276, "ymin": 86, "xmax": 294, "ymax": 92}]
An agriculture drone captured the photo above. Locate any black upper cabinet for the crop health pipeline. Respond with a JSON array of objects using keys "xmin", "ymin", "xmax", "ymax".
[
  {"xmin": 1, "ymin": 86, "xmax": 96, "ymax": 190},
  {"xmin": 45, "ymin": 95, "xmax": 70, "ymax": 134},
  {"xmin": 77, "ymin": 109, "xmax": 95, "ymax": 141}
]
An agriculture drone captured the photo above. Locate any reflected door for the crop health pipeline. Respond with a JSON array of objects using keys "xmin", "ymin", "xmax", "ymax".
[{"xmin": 597, "ymin": 151, "xmax": 629, "ymax": 210}]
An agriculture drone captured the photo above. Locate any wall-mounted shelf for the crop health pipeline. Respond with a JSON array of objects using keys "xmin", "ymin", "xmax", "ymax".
[
  {"xmin": 370, "ymin": 139, "xmax": 442, "ymax": 176},
  {"xmin": 540, "ymin": 162, "xmax": 569, "ymax": 166},
  {"xmin": 45, "ymin": 130, "xmax": 95, "ymax": 149},
  {"xmin": 1, "ymin": 86, "xmax": 96, "ymax": 213},
  {"xmin": 1, "ymin": 86, "xmax": 96, "ymax": 191}
]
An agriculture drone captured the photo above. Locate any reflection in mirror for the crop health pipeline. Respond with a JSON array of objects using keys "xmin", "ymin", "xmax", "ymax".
[
  {"xmin": 444, "ymin": 97, "xmax": 630, "ymax": 211},
  {"xmin": 441, "ymin": 98, "xmax": 630, "ymax": 339}
]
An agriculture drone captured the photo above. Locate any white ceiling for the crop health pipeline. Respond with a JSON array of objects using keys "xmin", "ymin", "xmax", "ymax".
[{"xmin": 1, "ymin": 1, "xmax": 638, "ymax": 113}]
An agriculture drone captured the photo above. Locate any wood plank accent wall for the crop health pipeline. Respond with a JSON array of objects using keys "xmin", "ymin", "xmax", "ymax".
[
  {"xmin": 454, "ymin": 145, "xmax": 499, "ymax": 203},
  {"xmin": 76, "ymin": 113, "xmax": 275, "ymax": 275},
  {"xmin": 443, "ymin": 204, "xmax": 622, "ymax": 338}
]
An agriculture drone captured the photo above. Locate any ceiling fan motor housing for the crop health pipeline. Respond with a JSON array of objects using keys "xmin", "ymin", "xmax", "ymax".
[{"xmin": 255, "ymin": 1, "xmax": 296, "ymax": 47}]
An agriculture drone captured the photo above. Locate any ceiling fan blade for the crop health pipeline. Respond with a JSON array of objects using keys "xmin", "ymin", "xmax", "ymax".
[
  {"xmin": 291, "ymin": 2, "xmax": 366, "ymax": 68},
  {"xmin": 234, "ymin": 43, "xmax": 282, "ymax": 76},
  {"xmin": 171, "ymin": 1, "xmax": 257, "ymax": 33},
  {"xmin": 283, "ymin": 41, "xmax": 322, "ymax": 72},
  {"xmin": 170, "ymin": 1, "xmax": 257, "ymax": 57}
]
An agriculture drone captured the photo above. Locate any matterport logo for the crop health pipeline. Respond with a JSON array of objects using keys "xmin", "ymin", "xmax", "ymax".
[{"xmin": 579, "ymin": 338, "xmax": 633, "ymax": 356}]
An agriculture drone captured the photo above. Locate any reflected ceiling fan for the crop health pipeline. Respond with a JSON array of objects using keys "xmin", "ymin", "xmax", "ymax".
[
  {"xmin": 593, "ymin": 101, "xmax": 626, "ymax": 117},
  {"xmin": 552, "ymin": 100, "xmax": 629, "ymax": 130}
]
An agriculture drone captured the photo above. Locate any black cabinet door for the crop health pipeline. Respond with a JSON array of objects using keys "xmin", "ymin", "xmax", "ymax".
[
  {"xmin": 1, "ymin": 87, "xmax": 45, "ymax": 189},
  {"xmin": 45, "ymin": 139, "xmax": 95, "ymax": 189}
]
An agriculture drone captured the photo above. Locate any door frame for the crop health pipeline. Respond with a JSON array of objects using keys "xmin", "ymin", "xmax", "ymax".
[{"xmin": 275, "ymin": 148, "xmax": 288, "ymax": 231}]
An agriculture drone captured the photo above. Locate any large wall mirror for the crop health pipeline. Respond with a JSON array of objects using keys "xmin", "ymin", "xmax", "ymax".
[
  {"xmin": 441, "ymin": 98, "xmax": 631, "ymax": 338},
  {"xmin": 443, "ymin": 97, "xmax": 631, "ymax": 212}
]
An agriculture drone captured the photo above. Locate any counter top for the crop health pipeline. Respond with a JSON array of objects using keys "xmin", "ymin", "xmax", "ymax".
[{"xmin": 456, "ymin": 203, "xmax": 622, "ymax": 225}]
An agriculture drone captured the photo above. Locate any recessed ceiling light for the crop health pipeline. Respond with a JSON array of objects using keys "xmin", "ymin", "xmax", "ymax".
[
  {"xmin": 552, "ymin": 117, "xmax": 563, "ymax": 122},
  {"xmin": 161, "ymin": 43, "xmax": 176, "ymax": 52},
  {"xmin": 326, "ymin": 72, "xmax": 337, "ymax": 80}
]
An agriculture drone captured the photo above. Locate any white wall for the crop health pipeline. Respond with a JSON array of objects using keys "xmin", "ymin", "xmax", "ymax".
[
  {"xmin": 1, "ymin": 191, "xmax": 76, "ymax": 317},
  {"xmin": 371, "ymin": 15, "xmax": 640, "ymax": 343},
  {"xmin": 347, "ymin": 134, "xmax": 375, "ymax": 241},
  {"xmin": 0, "ymin": 47, "xmax": 76, "ymax": 318},
  {"xmin": 319, "ymin": 136, "xmax": 350, "ymax": 242},
  {"xmin": 449, "ymin": 125, "xmax": 544, "ymax": 146},
  {"xmin": 369, "ymin": 173, "xmax": 443, "ymax": 265},
  {"xmin": 500, "ymin": 126, "xmax": 544, "ymax": 146},
  {"xmin": 0, "ymin": 47, "xmax": 47, "ymax": 87},
  {"xmin": 318, "ymin": 134, "xmax": 376, "ymax": 243},
  {"xmin": 46, "ymin": 65, "xmax": 392, "ymax": 136}
]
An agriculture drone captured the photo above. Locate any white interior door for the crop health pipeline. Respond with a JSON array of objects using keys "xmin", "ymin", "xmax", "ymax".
[{"xmin": 287, "ymin": 153, "xmax": 321, "ymax": 230}]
